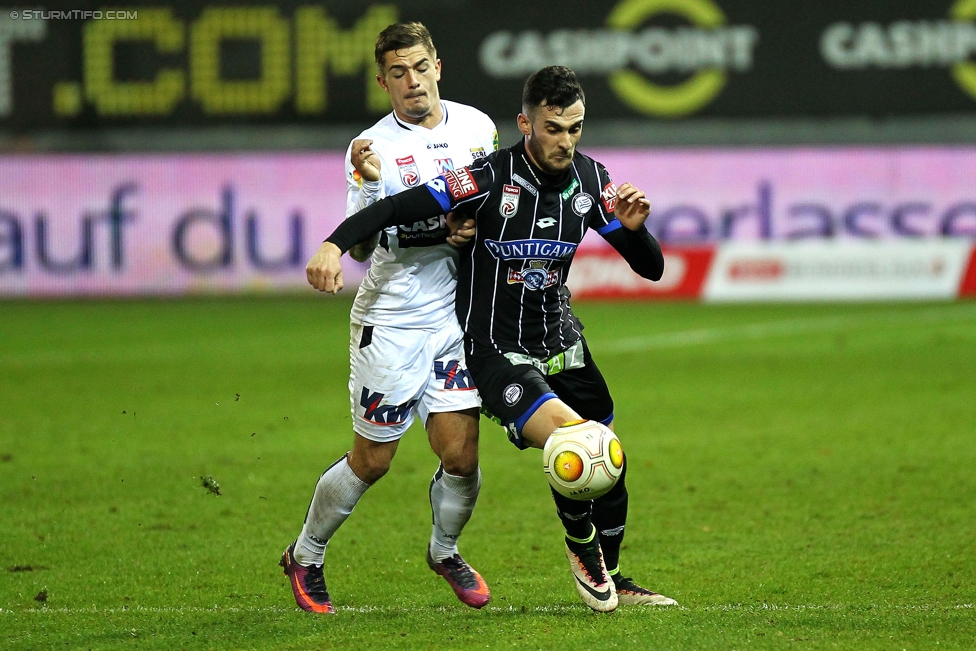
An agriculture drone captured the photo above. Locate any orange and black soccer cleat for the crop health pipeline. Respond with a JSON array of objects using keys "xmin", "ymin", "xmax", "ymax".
[
  {"xmin": 280, "ymin": 542, "xmax": 334, "ymax": 614},
  {"xmin": 426, "ymin": 550, "xmax": 490, "ymax": 609}
]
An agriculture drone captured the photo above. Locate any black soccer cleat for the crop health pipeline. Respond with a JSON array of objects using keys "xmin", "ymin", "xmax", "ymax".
[{"xmin": 611, "ymin": 574, "xmax": 678, "ymax": 606}]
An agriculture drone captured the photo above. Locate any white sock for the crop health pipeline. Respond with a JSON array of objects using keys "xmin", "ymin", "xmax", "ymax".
[
  {"xmin": 295, "ymin": 455, "xmax": 370, "ymax": 567},
  {"xmin": 428, "ymin": 465, "xmax": 481, "ymax": 562}
]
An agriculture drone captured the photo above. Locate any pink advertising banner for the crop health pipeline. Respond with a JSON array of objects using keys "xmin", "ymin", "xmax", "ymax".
[
  {"xmin": 1, "ymin": 148, "xmax": 975, "ymax": 297},
  {"xmin": 0, "ymin": 153, "xmax": 362, "ymax": 296},
  {"xmin": 583, "ymin": 146, "xmax": 976, "ymax": 248}
]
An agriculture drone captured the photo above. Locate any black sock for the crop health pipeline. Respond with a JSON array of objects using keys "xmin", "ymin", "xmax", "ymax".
[
  {"xmin": 592, "ymin": 456, "xmax": 628, "ymax": 573},
  {"xmin": 550, "ymin": 486, "xmax": 593, "ymax": 541}
]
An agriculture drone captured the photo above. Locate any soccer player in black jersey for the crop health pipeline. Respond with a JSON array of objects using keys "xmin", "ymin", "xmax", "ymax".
[{"xmin": 307, "ymin": 66, "xmax": 676, "ymax": 612}]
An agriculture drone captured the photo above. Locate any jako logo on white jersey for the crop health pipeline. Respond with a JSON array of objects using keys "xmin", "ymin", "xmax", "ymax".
[{"xmin": 485, "ymin": 239, "xmax": 578, "ymax": 261}]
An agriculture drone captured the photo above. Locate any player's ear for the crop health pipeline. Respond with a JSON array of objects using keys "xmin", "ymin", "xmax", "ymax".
[
  {"xmin": 517, "ymin": 112, "xmax": 532, "ymax": 137},
  {"xmin": 434, "ymin": 58, "xmax": 442, "ymax": 82},
  {"xmin": 376, "ymin": 73, "xmax": 389, "ymax": 93}
]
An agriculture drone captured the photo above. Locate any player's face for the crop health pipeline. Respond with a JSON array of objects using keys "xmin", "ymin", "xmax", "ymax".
[
  {"xmin": 377, "ymin": 45, "xmax": 442, "ymax": 125},
  {"xmin": 519, "ymin": 100, "xmax": 585, "ymax": 175}
]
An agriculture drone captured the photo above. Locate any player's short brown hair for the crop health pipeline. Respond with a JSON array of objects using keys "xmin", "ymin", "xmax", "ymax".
[{"xmin": 374, "ymin": 22, "xmax": 437, "ymax": 73}]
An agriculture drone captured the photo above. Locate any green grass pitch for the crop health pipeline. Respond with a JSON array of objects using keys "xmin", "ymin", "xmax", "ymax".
[{"xmin": 2, "ymin": 296, "xmax": 975, "ymax": 650}]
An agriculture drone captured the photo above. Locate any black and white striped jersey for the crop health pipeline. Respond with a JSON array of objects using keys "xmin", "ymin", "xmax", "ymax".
[
  {"xmin": 326, "ymin": 140, "xmax": 664, "ymax": 360},
  {"xmin": 426, "ymin": 140, "xmax": 659, "ymax": 359}
]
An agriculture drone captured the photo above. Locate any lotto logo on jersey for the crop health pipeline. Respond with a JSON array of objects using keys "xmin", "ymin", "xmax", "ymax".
[
  {"xmin": 359, "ymin": 388, "xmax": 418, "ymax": 425},
  {"xmin": 444, "ymin": 168, "xmax": 479, "ymax": 200},
  {"xmin": 397, "ymin": 155, "xmax": 421, "ymax": 187},
  {"xmin": 601, "ymin": 182, "xmax": 618, "ymax": 213},
  {"xmin": 434, "ymin": 360, "xmax": 476, "ymax": 390},
  {"xmin": 499, "ymin": 185, "xmax": 520, "ymax": 218}
]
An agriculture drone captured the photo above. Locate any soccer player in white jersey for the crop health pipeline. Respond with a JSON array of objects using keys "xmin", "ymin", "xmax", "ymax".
[{"xmin": 280, "ymin": 22, "xmax": 497, "ymax": 613}]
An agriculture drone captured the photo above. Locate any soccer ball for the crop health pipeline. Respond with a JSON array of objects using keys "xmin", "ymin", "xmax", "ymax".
[{"xmin": 543, "ymin": 420, "xmax": 624, "ymax": 500}]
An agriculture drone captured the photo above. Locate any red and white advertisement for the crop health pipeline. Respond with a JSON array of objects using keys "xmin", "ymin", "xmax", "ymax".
[
  {"xmin": 567, "ymin": 247, "xmax": 713, "ymax": 300},
  {"xmin": 703, "ymin": 241, "xmax": 975, "ymax": 301}
]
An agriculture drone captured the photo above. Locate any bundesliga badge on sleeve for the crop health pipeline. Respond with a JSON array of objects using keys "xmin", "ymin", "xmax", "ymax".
[
  {"xmin": 500, "ymin": 184, "xmax": 520, "ymax": 218},
  {"xmin": 397, "ymin": 155, "xmax": 421, "ymax": 186}
]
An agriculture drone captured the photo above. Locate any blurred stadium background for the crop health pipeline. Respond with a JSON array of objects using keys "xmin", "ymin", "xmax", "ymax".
[{"xmin": 1, "ymin": 0, "xmax": 975, "ymax": 299}]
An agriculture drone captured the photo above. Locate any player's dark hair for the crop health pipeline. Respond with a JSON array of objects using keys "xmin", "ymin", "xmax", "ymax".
[
  {"xmin": 521, "ymin": 66, "xmax": 585, "ymax": 115},
  {"xmin": 374, "ymin": 22, "xmax": 437, "ymax": 72}
]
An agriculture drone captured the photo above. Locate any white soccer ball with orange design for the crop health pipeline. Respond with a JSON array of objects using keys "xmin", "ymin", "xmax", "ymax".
[{"xmin": 543, "ymin": 420, "xmax": 624, "ymax": 500}]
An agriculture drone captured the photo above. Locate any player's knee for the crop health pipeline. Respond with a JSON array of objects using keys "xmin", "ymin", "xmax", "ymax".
[
  {"xmin": 439, "ymin": 446, "xmax": 479, "ymax": 477},
  {"xmin": 347, "ymin": 446, "xmax": 395, "ymax": 484}
]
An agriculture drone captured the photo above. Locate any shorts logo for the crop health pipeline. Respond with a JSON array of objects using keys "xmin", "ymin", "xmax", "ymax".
[
  {"xmin": 360, "ymin": 388, "xmax": 418, "ymax": 425},
  {"xmin": 434, "ymin": 360, "xmax": 475, "ymax": 390},
  {"xmin": 444, "ymin": 167, "xmax": 480, "ymax": 200},
  {"xmin": 500, "ymin": 184, "xmax": 520, "ymax": 218},
  {"xmin": 435, "ymin": 158, "xmax": 454, "ymax": 174},
  {"xmin": 503, "ymin": 383, "xmax": 523, "ymax": 406},
  {"xmin": 601, "ymin": 182, "xmax": 618, "ymax": 213},
  {"xmin": 572, "ymin": 192, "xmax": 594, "ymax": 217},
  {"xmin": 397, "ymin": 155, "xmax": 420, "ymax": 187}
]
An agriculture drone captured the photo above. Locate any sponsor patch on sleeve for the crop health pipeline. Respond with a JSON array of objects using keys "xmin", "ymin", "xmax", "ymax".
[
  {"xmin": 601, "ymin": 182, "xmax": 617, "ymax": 214},
  {"xmin": 444, "ymin": 167, "xmax": 480, "ymax": 200}
]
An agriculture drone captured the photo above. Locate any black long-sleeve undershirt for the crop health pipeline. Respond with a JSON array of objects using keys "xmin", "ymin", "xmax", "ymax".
[
  {"xmin": 326, "ymin": 185, "xmax": 443, "ymax": 253},
  {"xmin": 325, "ymin": 183, "xmax": 665, "ymax": 282}
]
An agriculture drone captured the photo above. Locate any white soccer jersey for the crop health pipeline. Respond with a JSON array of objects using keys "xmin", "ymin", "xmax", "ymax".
[{"xmin": 345, "ymin": 100, "xmax": 497, "ymax": 328}]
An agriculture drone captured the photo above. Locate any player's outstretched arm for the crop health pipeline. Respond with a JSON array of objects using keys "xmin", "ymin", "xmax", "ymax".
[{"xmin": 322, "ymin": 183, "xmax": 448, "ymax": 258}]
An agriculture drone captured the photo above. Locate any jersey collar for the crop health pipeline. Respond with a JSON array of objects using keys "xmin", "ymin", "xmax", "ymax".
[{"xmin": 392, "ymin": 101, "xmax": 448, "ymax": 131}]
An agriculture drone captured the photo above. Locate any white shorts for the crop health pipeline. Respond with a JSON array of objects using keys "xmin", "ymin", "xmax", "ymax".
[{"xmin": 348, "ymin": 320, "xmax": 481, "ymax": 443}]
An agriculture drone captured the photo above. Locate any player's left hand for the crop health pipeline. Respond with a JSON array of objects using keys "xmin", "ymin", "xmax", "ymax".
[
  {"xmin": 306, "ymin": 242, "xmax": 344, "ymax": 294},
  {"xmin": 446, "ymin": 212, "xmax": 476, "ymax": 247},
  {"xmin": 614, "ymin": 182, "xmax": 651, "ymax": 231}
]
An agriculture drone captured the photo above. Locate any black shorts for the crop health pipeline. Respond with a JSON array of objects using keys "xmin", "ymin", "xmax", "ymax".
[{"xmin": 467, "ymin": 337, "xmax": 614, "ymax": 449}]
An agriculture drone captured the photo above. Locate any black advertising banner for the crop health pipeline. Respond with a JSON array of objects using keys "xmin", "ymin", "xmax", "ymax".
[{"xmin": 2, "ymin": 0, "xmax": 976, "ymax": 130}]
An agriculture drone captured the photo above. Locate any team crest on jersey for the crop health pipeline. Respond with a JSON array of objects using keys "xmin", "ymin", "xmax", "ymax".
[
  {"xmin": 444, "ymin": 167, "xmax": 479, "ymax": 200},
  {"xmin": 435, "ymin": 158, "xmax": 454, "ymax": 174},
  {"xmin": 499, "ymin": 185, "xmax": 520, "ymax": 218},
  {"xmin": 572, "ymin": 192, "xmax": 594, "ymax": 216},
  {"xmin": 508, "ymin": 260, "xmax": 558, "ymax": 290},
  {"xmin": 396, "ymin": 155, "xmax": 421, "ymax": 186},
  {"xmin": 470, "ymin": 147, "xmax": 486, "ymax": 159},
  {"xmin": 601, "ymin": 182, "xmax": 618, "ymax": 213}
]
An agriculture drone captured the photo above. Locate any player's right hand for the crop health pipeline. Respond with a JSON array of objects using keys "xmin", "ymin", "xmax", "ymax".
[
  {"xmin": 306, "ymin": 242, "xmax": 344, "ymax": 294},
  {"xmin": 351, "ymin": 139, "xmax": 381, "ymax": 182}
]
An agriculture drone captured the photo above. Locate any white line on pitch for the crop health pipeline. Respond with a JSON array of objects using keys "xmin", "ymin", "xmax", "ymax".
[
  {"xmin": 3, "ymin": 603, "xmax": 972, "ymax": 615},
  {"xmin": 593, "ymin": 304, "xmax": 976, "ymax": 354}
]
